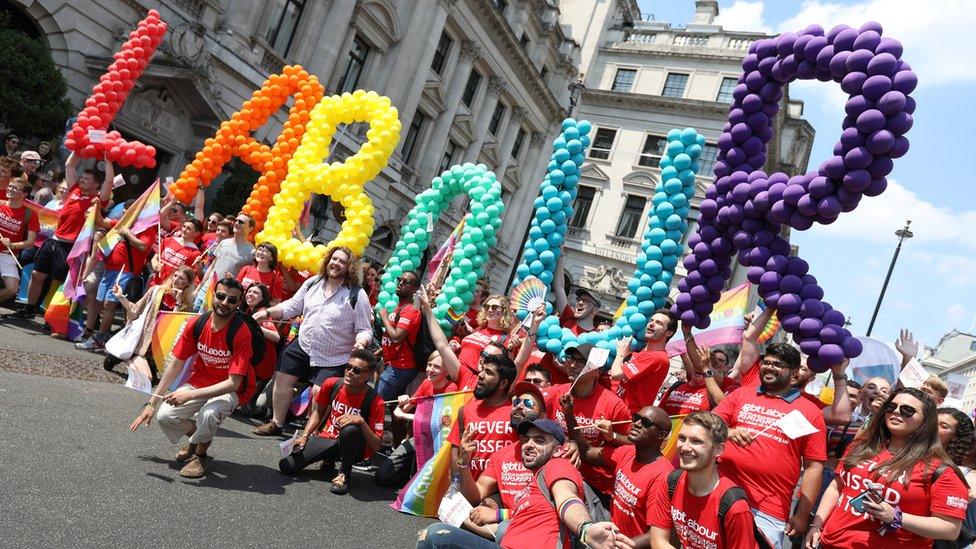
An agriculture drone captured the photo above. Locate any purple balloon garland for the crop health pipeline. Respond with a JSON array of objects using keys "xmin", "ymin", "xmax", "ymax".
[{"xmin": 674, "ymin": 22, "xmax": 916, "ymax": 372}]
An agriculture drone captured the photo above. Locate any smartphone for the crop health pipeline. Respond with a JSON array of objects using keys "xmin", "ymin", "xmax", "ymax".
[{"xmin": 850, "ymin": 482, "xmax": 884, "ymax": 512}]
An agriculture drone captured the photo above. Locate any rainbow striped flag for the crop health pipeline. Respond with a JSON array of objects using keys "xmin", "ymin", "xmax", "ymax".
[
  {"xmin": 391, "ymin": 390, "xmax": 473, "ymax": 517},
  {"xmin": 97, "ymin": 179, "xmax": 160, "ymax": 257},
  {"xmin": 24, "ymin": 200, "xmax": 60, "ymax": 233},
  {"xmin": 666, "ymin": 282, "xmax": 751, "ymax": 356},
  {"xmin": 151, "ymin": 311, "xmax": 198, "ymax": 391},
  {"xmin": 43, "ymin": 283, "xmax": 84, "ymax": 340},
  {"xmin": 661, "ymin": 414, "xmax": 688, "ymax": 466},
  {"xmin": 62, "ymin": 202, "xmax": 99, "ymax": 300},
  {"xmin": 130, "ymin": 179, "xmax": 161, "ymax": 235},
  {"xmin": 756, "ymin": 300, "xmax": 781, "ymax": 343},
  {"xmin": 424, "ymin": 218, "xmax": 465, "ymax": 285}
]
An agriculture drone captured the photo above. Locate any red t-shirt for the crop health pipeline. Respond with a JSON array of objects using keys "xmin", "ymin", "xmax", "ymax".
[
  {"xmin": 647, "ymin": 473, "xmax": 759, "ymax": 549},
  {"xmin": 483, "ymin": 441, "xmax": 533, "ymax": 509},
  {"xmin": 313, "ymin": 377, "xmax": 385, "ymax": 459},
  {"xmin": 616, "ymin": 348, "xmax": 670, "ymax": 414},
  {"xmin": 501, "ymin": 458, "xmax": 583, "ymax": 549},
  {"xmin": 411, "ymin": 377, "xmax": 458, "ymax": 399},
  {"xmin": 821, "ymin": 451, "xmax": 968, "ymax": 548},
  {"xmin": 740, "ymin": 358, "xmax": 761, "ymax": 389},
  {"xmin": 53, "ymin": 186, "xmax": 95, "ymax": 241},
  {"xmin": 237, "ymin": 265, "xmax": 286, "ymax": 301},
  {"xmin": 546, "ymin": 382, "xmax": 631, "ymax": 494},
  {"xmin": 0, "ymin": 202, "xmax": 39, "ymax": 245},
  {"xmin": 201, "ymin": 232, "xmax": 221, "ymax": 249},
  {"xmin": 105, "ymin": 224, "xmax": 157, "ymax": 273},
  {"xmin": 447, "ymin": 399, "xmax": 516, "ymax": 479},
  {"xmin": 660, "ymin": 378, "xmax": 740, "ymax": 416},
  {"xmin": 713, "ymin": 388, "xmax": 828, "ymax": 520},
  {"xmin": 452, "ymin": 366, "xmax": 479, "ymax": 392},
  {"xmin": 382, "ymin": 303, "xmax": 422, "ymax": 370},
  {"xmin": 457, "ymin": 327, "xmax": 509, "ymax": 375},
  {"xmin": 157, "ymin": 237, "xmax": 201, "ymax": 282},
  {"xmin": 601, "ymin": 446, "xmax": 674, "ymax": 537},
  {"xmin": 172, "ymin": 315, "xmax": 256, "ymax": 403},
  {"xmin": 253, "ymin": 317, "xmax": 278, "ymax": 380},
  {"xmin": 560, "ymin": 304, "xmax": 592, "ymax": 336}
]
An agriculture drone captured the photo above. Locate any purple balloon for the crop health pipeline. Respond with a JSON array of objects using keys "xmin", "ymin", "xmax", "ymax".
[
  {"xmin": 800, "ymin": 339, "xmax": 821, "ymax": 356},
  {"xmin": 800, "ymin": 298, "xmax": 826, "ymax": 318},
  {"xmin": 853, "ymin": 30, "xmax": 881, "ymax": 52},
  {"xmin": 844, "ymin": 146, "xmax": 873, "ymax": 169},
  {"xmin": 876, "ymin": 37, "xmax": 903, "ymax": 58},
  {"xmin": 841, "ymin": 337, "xmax": 863, "ymax": 358},
  {"xmin": 845, "ymin": 49, "xmax": 874, "ymax": 73},
  {"xmin": 818, "ymin": 343, "xmax": 845, "ymax": 364},
  {"xmin": 877, "ymin": 90, "xmax": 906, "ymax": 115},
  {"xmin": 865, "ymin": 130, "xmax": 895, "ymax": 155},
  {"xmin": 841, "ymin": 71, "xmax": 868, "ymax": 94},
  {"xmin": 820, "ymin": 326, "xmax": 844, "ymax": 344},
  {"xmin": 856, "ymin": 109, "xmax": 886, "ymax": 133},
  {"xmin": 842, "ymin": 169, "xmax": 871, "ymax": 192},
  {"xmin": 859, "ymin": 21, "xmax": 883, "ymax": 34},
  {"xmin": 886, "ymin": 111, "xmax": 913, "ymax": 135},
  {"xmin": 861, "ymin": 75, "xmax": 892, "ymax": 100},
  {"xmin": 892, "ymin": 70, "xmax": 918, "ymax": 94},
  {"xmin": 690, "ymin": 285, "xmax": 710, "ymax": 303},
  {"xmin": 780, "ymin": 274, "xmax": 803, "ymax": 294},
  {"xmin": 778, "ymin": 293, "xmax": 802, "ymax": 314},
  {"xmin": 799, "ymin": 318, "xmax": 824, "ymax": 337},
  {"xmin": 823, "ymin": 310, "xmax": 846, "ymax": 327},
  {"xmin": 832, "ymin": 28, "xmax": 859, "ymax": 51},
  {"xmin": 867, "ymin": 53, "xmax": 898, "ymax": 76},
  {"xmin": 782, "ymin": 314, "xmax": 802, "ymax": 333},
  {"xmin": 799, "ymin": 283, "xmax": 825, "ymax": 301}
]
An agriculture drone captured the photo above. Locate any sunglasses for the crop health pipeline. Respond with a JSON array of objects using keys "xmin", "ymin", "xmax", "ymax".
[
  {"xmin": 396, "ymin": 276, "xmax": 417, "ymax": 286},
  {"xmin": 234, "ymin": 219, "xmax": 247, "ymax": 225},
  {"xmin": 479, "ymin": 350, "xmax": 504, "ymax": 363},
  {"xmin": 208, "ymin": 218, "xmax": 220, "ymax": 224},
  {"xmin": 632, "ymin": 413, "xmax": 669, "ymax": 431},
  {"xmin": 525, "ymin": 377, "xmax": 546, "ymax": 386},
  {"xmin": 882, "ymin": 402, "xmax": 918, "ymax": 419},
  {"xmin": 483, "ymin": 304, "xmax": 504, "ymax": 312},
  {"xmin": 760, "ymin": 358, "xmax": 791, "ymax": 370},
  {"xmin": 511, "ymin": 397, "xmax": 536, "ymax": 409},
  {"xmin": 213, "ymin": 292, "xmax": 240, "ymax": 304},
  {"xmin": 346, "ymin": 365, "xmax": 369, "ymax": 376}
]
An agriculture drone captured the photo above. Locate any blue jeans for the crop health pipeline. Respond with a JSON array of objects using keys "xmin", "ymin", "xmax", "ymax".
[
  {"xmin": 377, "ymin": 365, "xmax": 419, "ymax": 401},
  {"xmin": 416, "ymin": 524, "xmax": 499, "ymax": 549},
  {"xmin": 752, "ymin": 508, "xmax": 786, "ymax": 549}
]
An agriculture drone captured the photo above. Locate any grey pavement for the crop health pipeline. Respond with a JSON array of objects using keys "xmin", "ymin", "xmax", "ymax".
[{"xmin": 0, "ymin": 322, "xmax": 432, "ymax": 549}]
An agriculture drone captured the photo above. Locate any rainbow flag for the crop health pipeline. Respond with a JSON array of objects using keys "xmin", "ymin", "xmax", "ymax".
[
  {"xmin": 661, "ymin": 415, "xmax": 688, "ymax": 466},
  {"xmin": 24, "ymin": 199, "xmax": 60, "ymax": 233},
  {"xmin": 392, "ymin": 390, "xmax": 473, "ymax": 517},
  {"xmin": 666, "ymin": 282, "xmax": 751, "ymax": 356},
  {"xmin": 97, "ymin": 179, "xmax": 160, "ymax": 257},
  {"xmin": 151, "ymin": 311, "xmax": 197, "ymax": 390},
  {"xmin": 62, "ymin": 203, "xmax": 99, "ymax": 299},
  {"xmin": 43, "ymin": 283, "xmax": 84, "ymax": 340},
  {"xmin": 130, "ymin": 179, "xmax": 161, "ymax": 234},
  {"xmin": 424, "ymin": 218, "xmax": 465, "ymax": 285},
  {"xmin": 756, "ymin": 300, "xmax": 781, "ymax": 343}
]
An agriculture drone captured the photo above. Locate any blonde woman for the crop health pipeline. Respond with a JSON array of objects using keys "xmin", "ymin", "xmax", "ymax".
[{"xmin": 455, "ymin": 293, "xmax": 515, "ymax": 377}]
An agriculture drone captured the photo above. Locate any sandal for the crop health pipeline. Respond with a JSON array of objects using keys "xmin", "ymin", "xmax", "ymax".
[{"xmin": 329, "ymin": 472, "xmax": 349, "ymax": 495}]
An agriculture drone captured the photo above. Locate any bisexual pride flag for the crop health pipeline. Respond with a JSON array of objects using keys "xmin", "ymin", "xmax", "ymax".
[{"xmin": 391, "ymin": 390, "xmax": 472, "ymax": 517}]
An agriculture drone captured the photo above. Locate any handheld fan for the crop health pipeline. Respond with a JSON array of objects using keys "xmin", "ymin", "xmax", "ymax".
[{"xmin": 511, "ymin": 276, "xmax": 547, "ymax": 319}]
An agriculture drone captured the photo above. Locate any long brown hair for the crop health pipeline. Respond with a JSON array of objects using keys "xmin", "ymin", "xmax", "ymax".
[
  {"xmin": 477, "ymin": 294, "xmax": 515, "ymax": 331},
  {"xmin": 161, "ymin": 265, "xmax": 197, "ymax": 312},
  {"xmin": 318, "ymin": 246, "xmax": 361, "ymax": 287},
  {"xmin": 843, "ymin": 387, "xmax": 958, "ymax": 487}
]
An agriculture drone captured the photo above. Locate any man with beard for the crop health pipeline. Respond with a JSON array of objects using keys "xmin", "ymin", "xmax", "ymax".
[
  {"xmin": 446, "ymin": 349, "xmax": 519, "ymax": 479},
  {"xmin": 609, "ymin": 309, "xmax": 677, "ymax": 414},
  {"xmin": 252, "ymin": 246, "xmax": 373, "ymax": 436},
  {"xmin": 376, "ymin": 269, "xmax": 422, "ymax": 400},
  {"xmin": 713, "ymin": 343, "xmax": 826, "ymax": 548},
  {"xmin": 129, "ymin": 278, "xmax": 255, "ymax": 478},
  {"xmin": 417, "ymin": 418, "xmax": 636, "ymax": 549},
  {"xmin": 458, "ymin": 381, "xmax": 548, "ymax": 541},
  {"xmin": 545, "ymin": 342, "xmax": 631, "ymax": 508},
  {"xmin": 646, "ymin": 411, "xmax": 762, "ymax": 549},
  {"xmin": 561, "ymin": 398, "xmax": 675, "ymax": 540}
]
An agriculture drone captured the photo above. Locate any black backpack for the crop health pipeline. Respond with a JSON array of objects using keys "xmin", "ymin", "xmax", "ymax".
[
  {"xmin": 393, "ymin": 304, "xmax": 437, "ymax": 371},
  {"xmin": 318, "ymin": 375, "xmax": 378, "ymax": 429},
  {"xmin": 535, "ymin": 466, "xmax": 610, "ymax": 549},
  {"xmin": 192, "ymin": 311, "xmax": 266, "ymax": 368},
  {"xmin": 666, "ymin": 469, "xmax": 772, "ymax": 548}
]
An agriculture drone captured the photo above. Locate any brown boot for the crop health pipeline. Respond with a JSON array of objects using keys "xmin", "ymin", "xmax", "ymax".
[
  {"xmin": 174, "ymin": 444, "xmax": 197, "ymax": 463},
  {"xmin": 179, "ymin": 454, "xmax": 208, "ymax": 478},
  {"xmin": 252, "ymin": 421, "xmax": 283, "ymax": 436}
]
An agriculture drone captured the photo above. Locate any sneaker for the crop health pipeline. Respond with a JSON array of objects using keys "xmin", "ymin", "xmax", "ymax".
[
  {"xmin": 252, "ymin": 421, "xmax": 283, "ymax": 436},
  {"xmin": 179, "ymin": 454, "xmax": 208, "ymax": 478},
  {"xmin": 352, "ymin": 460, "xmax": 377, "ymax": 473},
  {"xmin": 75, "ymin": 336, "xmax": 104, "ymax": 352},
  {"xmin": 174, "ymin": 444, "xmax": 197, "ymax": 463},
  {"xmin": 3, "ymin": 306, "xmax": 35, "ymax": 320},
  {"xmin": 329, "ymin": 473, "xmax": 349, "ymax": 495}
]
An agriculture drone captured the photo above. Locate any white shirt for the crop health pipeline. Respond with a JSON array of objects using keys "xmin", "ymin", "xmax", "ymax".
[{"xmin": 277, "ymin": 277, "xmax": 373, "ymax": 368}]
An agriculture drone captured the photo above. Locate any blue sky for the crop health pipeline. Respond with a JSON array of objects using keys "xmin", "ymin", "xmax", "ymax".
[{"xmin": 636, "ymin": 0, "xmax": 976, "ymax": 353}]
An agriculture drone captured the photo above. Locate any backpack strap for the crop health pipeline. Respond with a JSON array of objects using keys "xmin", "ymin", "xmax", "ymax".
[
  {"xmin": 666, "ymin": 468, "xmax": 684, "ymax": 500},
  {"xmin": 715, "ymin": 485, "xmax": 773, "ymax": 549},
  {"xmin": 535, "ymin": 468, "xmax": 567, "ymax": 549},
  {"xmin": 360, "ymin": 387, "xmax": 378, "ymax": 429},
  {"xmin": 192, "ymin": 311, "xmax": 212, "ymax": 340},
  {"xmin": 347, "ymin": 284, "xmax": 359, "ymax": 309},
  {"xmin": 315, "ymin": 378, "xmax": 346, "ymax": 429}
]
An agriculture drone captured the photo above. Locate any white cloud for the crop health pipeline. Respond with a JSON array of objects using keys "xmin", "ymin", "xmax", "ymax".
[
  {"xmin": 907, "ymin": 251, "xmax": 976, "ymax": 287},
  {"xmin": 715, "ymin": 1, "xmax": 774, "ymax": 33}
]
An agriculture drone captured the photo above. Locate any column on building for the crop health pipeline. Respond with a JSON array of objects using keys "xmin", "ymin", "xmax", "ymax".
[
  {"xmin": 222, "ymin": 0, "xmax": 263, "ymax": 44},
  {"xmin": 500, "ymin": 130, "xmax": 550, "ymax": 245},
  {"xmin": 299, "ymin": 0, "xmax": 358, "ymax": 83},
  {"xmin": 494, "ymin": 106, "xmax": 528, "ymax": 177},
  {"xmin": 464, "ymin": 77, "xmax": 507, "ymax": 161},
  {"xmin": 416, "ymin": 41, "xmax": 481, "ymax": 183}
]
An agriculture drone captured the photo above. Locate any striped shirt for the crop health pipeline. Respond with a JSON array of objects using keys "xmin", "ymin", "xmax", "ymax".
[{"xmin": 277, "ymin": 277, "xmax": 373, "ymax": 368}]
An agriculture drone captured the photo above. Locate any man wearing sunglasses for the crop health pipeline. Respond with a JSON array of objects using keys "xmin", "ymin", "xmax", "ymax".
[
  {"xmin": 4, "ymin": 134, "xmax": 20, "ymax": 156},
  {"xmin": 376, "ymin": 270, "xmax": 422, "ymax": 400},
  {"xmin": 562, "ymin": 397, "xmax": 675, "ymax": 540},
  {"xmin": 713, "ymin": 343, "xmax": 826, "ymax": 549},
  {"xmin": 210, "ymin": 213, "xmax": 255, "ymax": 279},
  {"xmin": 0, "ymin": 178, "xmax": 38, "ymax": 305},
  {"xmin": 280, "ymin": 349, "xmax": 383, "ymax": 495},
  {"xmin": 130, "ymin": 278, "xmax": 255, "ymax": 478}
]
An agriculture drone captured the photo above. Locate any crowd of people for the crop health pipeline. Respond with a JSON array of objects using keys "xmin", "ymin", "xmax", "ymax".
[{"xmin": 4, "ymin": 133, "xmax": 973, "ymax": 548}]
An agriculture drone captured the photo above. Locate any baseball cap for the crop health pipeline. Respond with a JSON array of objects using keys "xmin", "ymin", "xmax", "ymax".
[
  {"xmin": 516, "ymin": 418, "xmax": 565, "ymax": 444},
  {"xmin": 21, "ymin": 151, "xmax": 41, "ymax": 162},
  {"xmin": 562, "ymin": 341, "xmax": 595, "ymax": 361},
  {"xmin": 511, "ymin": 381, "xmax": 547, "ymax": 415},
  {"xmin": 575, "ymin": 288, "xmax": 601, "ymax": 309}
]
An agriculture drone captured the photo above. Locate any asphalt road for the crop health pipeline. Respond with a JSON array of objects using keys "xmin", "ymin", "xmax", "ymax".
[{"xmin": 0, "ymin": 320, "xmax": 432, "ymax": 548}]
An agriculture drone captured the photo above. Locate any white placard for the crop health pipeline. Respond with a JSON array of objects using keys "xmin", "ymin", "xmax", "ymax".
[
  {"xmin": 897, "ymin": 358, "xmax": 928, "ymax": 389},
  {"xmin": 947, "ymin": 374, "xmax": 969, "ymax": 401},
  {"xmin": 587, "ymin": 347, "xmax": 610, "ymax": 370},
  {"xmin": 438, "ymin": 489, "xmax": 473, "ymax": 528},
  {"xmin": 88, "ymin": 129, "xmax": 106, "ymax": 143},
  {"xmin": 112, "ymin": 174, "xmax": 127, "ymax": 188},
  {"xmin": 776, "ymin": 410, "xmax": 819, "ymax": 440},
  {"xmin": 124, "ymin": 363, "xmax": 152, "ymax": 395},
  {"xmin": 279, "ymin": 431, "xmax": 300, "ymax": 457}
]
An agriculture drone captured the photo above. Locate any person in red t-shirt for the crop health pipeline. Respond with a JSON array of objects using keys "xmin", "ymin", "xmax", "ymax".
[
  {"xmin": 235, "ymin": 242, "xmax": 286, "ymax": 304},
  {"xmin": 376, "ymin": 269, "xmax": 422, "ymax": 401},
  {"xmin": 727, "ymin": 307, "xmax": 776, "ymax": 389},
  {"xmin": 455, "ymin": 294, "xmax": 517, "ymax": 375},
  {"xmin": 545, "ymin": 342, "xmax": 631, "ymax": 503},
  {"xmin": 660, "ymin": 345, "xmax": 740, "ymax": 416},
  {"xmin": 280, "ymin": 349, "xmax": 384, "ymax": 496},
  {"xmin": 130, "ymin": 278, "xmax": 254, "ymax": 479},
  {"xmin": 563, "ymin": 398, "xmax": 675, "ymax": 539},
  {"xmin": 200, "ymin": 213, "xmax": 224, "ymax": 249},
  {"xmin": 714, "ymin": 343, "xmax": 827, "ymax": 546},
  {"xmin": 153, "ymin": 219, "xmax": 202, "ymax": 285},
  {"xmin": 418, "ymin": 418, "xmax": 635, "ymax": 549},
  {"xmin": 238, "ymin": 283, "xmax": 281, "ymax": 383},
  {"xmin": 8, "ymin": 152, "xmax": 113, "ymax": 320},
  {"xmin": 647, "ymin": 411, "xmax": 762, "ymax": 549},
  {"xmin": 609, "ymin": 308, "xmax": 677, "ymax": 414},
  {"xmin": 807, "ymin": 387, "xmax": 969, "ymax": 549},
  {"xmin": 0, "ymin": 177, "xmax": 38, "ymax": 302}
]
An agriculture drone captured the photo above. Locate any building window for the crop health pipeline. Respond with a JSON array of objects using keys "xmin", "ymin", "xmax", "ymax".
[
  {"xmin": 440, "ymin": 140, "xmax": 459, "ymax": 173},
  {"xmin": 716, "ymin": 77, "xmax": 737, "ymax": 103},
  {"xmin": 662, "ymin": 73, "xmax": 689, "ymax": 98},
  {"xmin": 697, "ymin": 144, "xmax": 719, "ymax": 176},
  {"xmin": 519, "ymin": 34, "xmax": 530, "ymax": 52},
  {"xmin": 638, "ymin": 135, "xmax": 668, "ymax": 168},
  {"xmin": 431, "ymin": 32, "xmax": 453, "ymax": 75},
  {"xmin": 588, "ymin": 128, "xmax": 617, "ymax": 160},
  {"xmin": 401, "ymin": 112, "xmax": 426, "ymax": 164},
  {"xmin": 615, "ymin": 195, "xmax": 646, "ymax": 238},
  {"xmin": 493, "ymin": 0, "xmax": 508, "ymax": 14},
  {"xmin": 265, "ymin": 0, "xmax": 305, "ymax": 56},
  {"xmin": 570, "ymin": 186, "xmax": 596, "ymax": 228},
  {"xmin": 488, "ymin": 102, "xmax": 506, "ymax": 136},
  {"xmin": 611, "ymin": 68, "xmax": 637, "ymax": 92},
  {"xmin": 337, "ymin": 36, "xmax": 370, "ymax": 93},
  {"xmin": 462, "ymin": 69, "xmax": 482, "ymax": 107},
  {"xmin": 540, "ymin": 66, "xmax": 548, "ymax": 81},
  {"xmin": 511, "ymin": 128, "xmax": 526, "ymax": 159}
]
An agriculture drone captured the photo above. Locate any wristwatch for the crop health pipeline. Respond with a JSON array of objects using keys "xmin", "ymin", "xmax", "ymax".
[
  {"xmin": 455, "ymin": 458, "xmax": 469, "ymax": 469},
  {"xmin": 702, "ymin": 369, "xmax": 714, "ymax": 377}
]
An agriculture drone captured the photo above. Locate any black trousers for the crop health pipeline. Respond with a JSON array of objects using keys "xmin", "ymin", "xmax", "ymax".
[
  {"xmin": 279, "ymin": 425, "xmax": 365, "ymax": 477},
  {"xmin": 375, "ymin": 438, "xmax": 415, "ymax": 488}
]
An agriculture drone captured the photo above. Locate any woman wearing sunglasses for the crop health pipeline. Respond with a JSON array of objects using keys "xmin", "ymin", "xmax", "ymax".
[
  {"xmin": 454, "ymin": 294, "xmax": 516, "ymax": 377},
  {"xmin": 806, "ymin": 387, "xmax": 969, "ymax": 548}
]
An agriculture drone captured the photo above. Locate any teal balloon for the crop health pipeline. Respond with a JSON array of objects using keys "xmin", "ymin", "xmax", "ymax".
[
  {"xmin": 660, "ymin": 239, "xmax": 677, "ymax": 255},
  {"xmin": 663, "ymin": 178, "xmax": 683, "ymax": 195},
  {"xmin": 651, "ymin": 280, "xmax": 669, "ymax": 297},
  {"xmin": 664, "ymin": 214, "xmax": 684, "ymax": 230},
  {"xmin": 644, "ymin": 260, "xmax": 663, "ymax": 276},
  {"xmin": 667, "ymin": 128, "xmax": 681, "ymax": 140},
  {"xmin": 547, "ymin": 197, "xmax": 563, "ymax": 211},
  {"xmin": 546, "ymin": 232, "xmax": 563, "ymax": 247},
  {"xmin": 578, "ymin": 120, "xmax": 592, "ymax": 134},
  {"xmin": 680, "ymin": 127, "xmax": 699, "ymax": 145},
  {"xmin": 638, "ymin": 301, "xmax": 655, "ymax": 314},
  {"xmin": 470, "ymin": 227, "xmax": 485, "ymax": 241},
  {"xmin": 666, "ymin": 141, "xmax": 685, "ymax": 156},
  {"xmin": 563, "ymin": 127, "xmax": 580, "ymax": 140},
  {"xmin": 530, "ymin": 260, "xmax": 544, "ymax": 274},
  {"xmin": 540, "ymin": 219, "xmax": 556, "ymax": 234},
  {"xmin": 450, "ymin": 296, "xmax": 465, "ymax": 310},
  {"xmin": 673, "ymin": 153, "xmax": 692, "ymax": 170},
  {"xmin": 545, "ymin": 339, "xmax": 562, "ymax": 354},
  {"xmin": 566, "ymin": 139, "xmax": 583, "ymax": 154},
  {"xmin": 551, "ymin": 211, "xmax": 567, "ymax": 225},
  {"xmin": 628, "ymin": 313, "xmax": 647, "ymax": 330},
  {"xmin": 635, "ymin": 286, "xmax": 652, "ymax": 301},
  {"xmin": 539, "ymin": 249, "xmax": 556, "ymax": 264},
  {"xmin": 647, "ymin": 228, "xmax": 666, "ymax": 245},
  {"xmin": 656, "ymin": 202, "xmax": 675, "ymax": 218}
]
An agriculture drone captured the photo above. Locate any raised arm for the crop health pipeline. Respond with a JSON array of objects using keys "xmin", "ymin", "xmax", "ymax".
[
  {"xmin": 553, "ymin": 253, "xmax": 568, "ymax": 313},
  {"xmin": 64, "ymin": 152, "xmax": 79, "ymax": 190},
  {"xmin": 895, "ymin": 328, "xmax": 919, "ymax": 370},
  {"xmin": 822, "ymin": 359, "xmax": 851, "ymax": 426},
  {"xmin": 192, "ymin": 182, "xmax": 205, "ymax": 221},
  {"xmin": 696, "ymin": 346, "xmax": 727, "ymax": 406},
  {"xmin": 560, "ymin": 393, "xmax": 608, "ymax": 467},
  {"xmin": 728, "ymin": 308, "xmax": 774, "ymax": 382},
  {"xmin": 419, "ymin": 284, "xmax": 462, "ymax": 380},
  {"xmin": 514, "ymin": 305, "xmax": 545, "ymax": 371},
  {"xmin": 609, "ymin": 336, "xmax": 632, "ymax": 381},
  {"xmin": 98, "ymin": 155, "xmax": 114, "ymax": 204}
]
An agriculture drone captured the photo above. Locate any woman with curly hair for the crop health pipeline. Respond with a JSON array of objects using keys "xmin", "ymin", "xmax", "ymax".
[
  {"xmin": 938, "ymin": 407, "xmax": 976, "ymax": 508},
  {"xmin": 454, "ymin": 293, "xmax": 515, "ymax": 377},
  {"xmin": 806, "ymin": 387, "xmax": 969, "ymax": 548}
]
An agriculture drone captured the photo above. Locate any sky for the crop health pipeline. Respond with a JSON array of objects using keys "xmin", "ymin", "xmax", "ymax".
[{"xmin": 636, "ymin": 0, "xmax": 976, "ymax": 353}]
